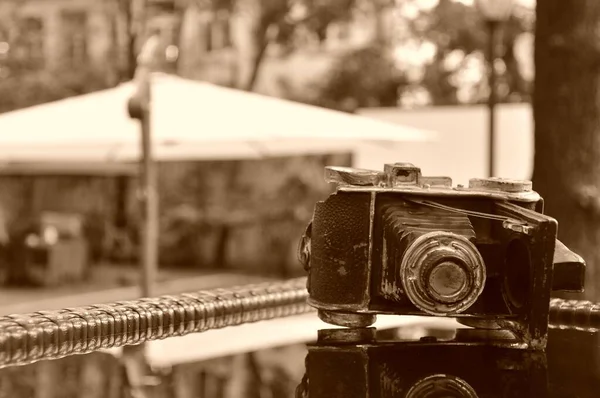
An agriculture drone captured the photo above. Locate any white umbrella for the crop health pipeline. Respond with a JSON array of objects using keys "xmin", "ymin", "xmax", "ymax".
[{"xmin": 0, "ymin": 73, "xmax": 437, "ymax": 163}]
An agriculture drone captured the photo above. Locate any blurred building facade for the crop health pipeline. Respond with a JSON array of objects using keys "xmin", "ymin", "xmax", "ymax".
[
  {"xmin": 177, "ymin": 1, "xmax": 396, "ymax": 97},
  {"xmin": 0, "ymin": 0, "xmax": 395, "ymax": 97},
  {"xmin": 0, "ymin": 0, "xmax": 184, "ymax": 112},
  {"xmin": 0, "ymin": 0, "xmax": 122, "ymax": 80},
  {"xmin": 0, "ymin": 0, "xmax": 179, "ymax": 87},
  {"xmin": 0, "ymin": 154, "xmax": 351, "ymax": 279}
]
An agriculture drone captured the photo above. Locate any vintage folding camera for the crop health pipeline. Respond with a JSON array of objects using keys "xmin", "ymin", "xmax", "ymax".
[
  {"xmin": 298, "ymin": 162, "xmax": 586, "ymax": 349},
  {"xmin": 298, "ymin": 328, "xmax": 548, "ymax": 398}
]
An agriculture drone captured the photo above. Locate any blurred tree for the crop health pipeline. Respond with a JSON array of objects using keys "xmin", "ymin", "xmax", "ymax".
[
  {"xmin": 533, "ymin": 0, "xmax": 600, "ymax": 300},
  {"xmin": 269, "ymin": 0, "xmax": 398, "ymax": 109},
  {"xmin": 402, "ymin": 0, "xmax": 532, "ymax": 105},
  {"xmin": 175, "ymin": 0, "xmax": 535, "ymax": 106},
  {"xmin": 115, "ymin": 0, "xmax": 139, "ymax": 80},
  {"xmin": 279, "ymin": 0, "xmax": 533, "ymax": 110},
  {"xmin": 234, "ymin": 0, "xmax": 289, "ymax": 91},
  {"xmin": 114, "ymin": 0, "xmax": 166, "ymax": 80},
  {"xmin": 298, "ymin": 0, "xmax": 357, "ymax": 43},
  {"xmin": 309, "ymin": 45, "xmax": 408, "ymax": 112},
  {"xmin": 245, "ymin": 0, "xmax": 397, "ymax": 91},
  {"xmin": 177, "ymin": 0, "xmax": 363, "ymax": 91}
]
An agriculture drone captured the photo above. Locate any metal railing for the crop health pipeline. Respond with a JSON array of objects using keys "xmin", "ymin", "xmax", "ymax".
[
  {"xmin": 0, "ymin": 278, "xmax": 311, "ymax": 369},
  {"xmin": 0, "ymin": 276, "xmax": 598, "ymax": 370},
  {"xmin": 549, "ymin": 298, "xmax": 600, "ymax": 332}
]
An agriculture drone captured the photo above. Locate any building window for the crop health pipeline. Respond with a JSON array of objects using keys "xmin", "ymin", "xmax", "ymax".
[
  {"xmin": 203, "ymin": 20, "xmax": 213, "ymax": 52},
  {"xmin": 205, "ymin": 10, "xmax": 232, "ymax": 52},
  {"xmin": 62, "ymin": 11, "xmax": 88, "ymax": 67},
  {"xmin": 0, "ymin": 28, "xmax": 11, "ymax": 75},
  {"xmin": 19, "ymin": 17, "xmax": 45, "ymax": 70},
  {"xmin": 212, "ymin": 10, "xmax": 232, "ymax": 50}
]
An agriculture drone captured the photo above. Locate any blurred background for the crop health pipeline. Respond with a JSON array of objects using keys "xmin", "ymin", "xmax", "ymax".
[{"xmin": 0, "ymin": 0, "xmax": 598, "ymax": 396}]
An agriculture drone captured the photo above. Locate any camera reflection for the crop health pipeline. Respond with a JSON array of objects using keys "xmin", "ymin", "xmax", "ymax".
[
  {"xmin": 296, "ymin": 326, "xmax": 548, "ymax": 398},
  {"xmin": 296, "ymin": 324, "xmax": 600, "ymax": 398}
]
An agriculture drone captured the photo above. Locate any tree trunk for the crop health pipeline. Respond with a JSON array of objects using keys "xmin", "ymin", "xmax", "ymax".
[
  {"xmin": 116, "ymin": 0, "xmax": 137, "ymax": 80},
  {"xmin": 118, "ymin": 0, "xmax": 148, "ymax": 81},
  {"xmin": 235, "ymin": 12, "xmax": 271, "ymax": 92},
  {"xmin": 533, "ymin": 0, "xmax": 600, "ymax": 300},
  {"xmin": 242, "ymin": 32, "xmax": 269, "ymax": 91},
  {"xmin": 234, "ymin": 0, "xmax": 287, "ymax": 91},
  {"xmin": 372, "ymin": 0, "xmax": 392, "ymax": 45}
]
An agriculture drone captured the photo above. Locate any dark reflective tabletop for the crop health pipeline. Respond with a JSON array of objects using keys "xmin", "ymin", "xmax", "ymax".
[
  {"xmin": 546, "ymin": 329, "xmax": 600, "ymax": 397},
  {"xmin": 0, "ymin": 319, "xmax": 597, "ymax": 397},
  {"xmin": 293, "ymin": 327, "xmax": 600, "ymax": 398}
]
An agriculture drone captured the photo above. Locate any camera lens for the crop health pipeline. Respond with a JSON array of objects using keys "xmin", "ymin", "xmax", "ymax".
[
  {"xmin": 428, "ymin": 260, "xmax": 469, "ymax": 302},
  {"xmin": 400, "ymin": 231, "xmax": 486, "ymax": 315}
]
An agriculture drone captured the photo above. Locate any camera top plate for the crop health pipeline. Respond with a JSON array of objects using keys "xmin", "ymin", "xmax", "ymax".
[{"xmin": 325, "ymin": 164, "xmax": 541, "ymax": 204}]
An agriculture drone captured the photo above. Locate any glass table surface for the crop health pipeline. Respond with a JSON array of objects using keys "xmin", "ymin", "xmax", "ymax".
[{"xmin": 293, "ymin": 327, "xmax": 600, "ymax": 398}]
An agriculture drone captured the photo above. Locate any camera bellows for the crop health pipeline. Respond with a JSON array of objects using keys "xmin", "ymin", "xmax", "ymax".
[{"xmin": 380, "ymin": 201, "xmax": 486, "ymax": 315}]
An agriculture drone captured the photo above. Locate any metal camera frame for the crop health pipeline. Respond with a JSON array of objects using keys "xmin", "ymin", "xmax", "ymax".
[{"xmin": 299, "ymin": 162, "xmax": 586, "ymax": 350}]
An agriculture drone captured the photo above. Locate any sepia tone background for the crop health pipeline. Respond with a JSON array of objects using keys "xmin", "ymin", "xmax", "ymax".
[{"xmin": 2, "ymin": 0, "xmax": 600, "ymax": 397}]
